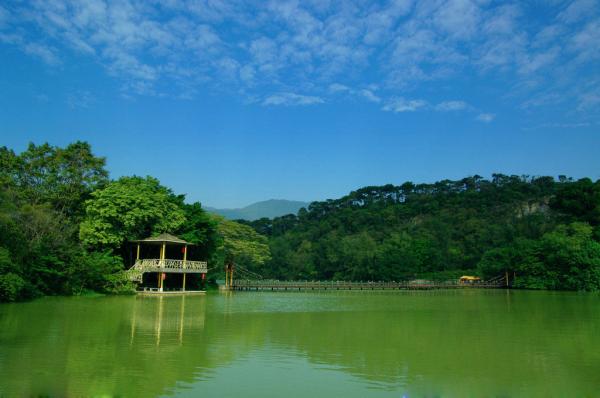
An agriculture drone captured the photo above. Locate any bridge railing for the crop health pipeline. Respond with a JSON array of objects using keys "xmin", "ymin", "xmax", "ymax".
[{"xmin": 230, "ymin": 278, "xmax": 504, "ymax": 289}]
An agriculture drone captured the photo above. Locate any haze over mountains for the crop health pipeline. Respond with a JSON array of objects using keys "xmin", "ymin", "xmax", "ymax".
[{"xmin": 205, "ymin": 199, "xmax": 309, "ymax": 221}]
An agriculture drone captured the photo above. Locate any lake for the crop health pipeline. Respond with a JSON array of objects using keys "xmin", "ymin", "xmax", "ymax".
[{"xmin": 1, "ymin": 290, "xmax": 599, "ymax": 397}]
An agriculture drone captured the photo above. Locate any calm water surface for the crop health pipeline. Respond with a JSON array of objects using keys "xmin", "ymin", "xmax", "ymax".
[{"xmin": 1, "ymin": 290, "xmax": 599, "ymax": 397}]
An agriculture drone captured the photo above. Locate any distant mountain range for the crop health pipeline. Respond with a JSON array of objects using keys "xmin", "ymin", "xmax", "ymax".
[{"xmin": 205, "ymin": 199, "xmax": 310, "ymax": 221}]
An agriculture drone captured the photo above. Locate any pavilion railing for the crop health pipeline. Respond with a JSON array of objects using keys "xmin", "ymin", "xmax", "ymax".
[{"xmin": 128, "ymin": 259, "xmax": 208, "ymax": 281}]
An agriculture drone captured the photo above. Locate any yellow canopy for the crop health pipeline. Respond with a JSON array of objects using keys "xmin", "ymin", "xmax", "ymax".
[{"xmin": 459, "ymin": 275, "xmax": 481, "ymax": 281}]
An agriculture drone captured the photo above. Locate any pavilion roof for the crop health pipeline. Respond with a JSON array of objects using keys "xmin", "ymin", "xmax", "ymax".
[{"xmin": 132, "ymin": 233, "xmax": 191, "ymax": 245}]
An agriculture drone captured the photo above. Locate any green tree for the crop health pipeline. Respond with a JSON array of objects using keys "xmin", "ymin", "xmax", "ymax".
[
  {"xmin": 80, "ymin": 176, "xmax": 186, "ymax": 248},
  {"xmin": 213, "ymin": 216, "xmax": 271, "ymax": 274},
  {"xmin": 0, "ymin": 142, "xmax": 108, "ymax": 218},
  {"xmin": 177, "ymin": 202, "xmax": 219, "ymax": 261},
  {"xmin": 551, "ymin": 178, "xmax": 600, "ymax": 226}
]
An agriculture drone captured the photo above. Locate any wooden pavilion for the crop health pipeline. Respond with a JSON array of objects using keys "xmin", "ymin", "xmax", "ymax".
[{"xmin": 127, "ymin": 233, "xmax": 208, "ymax": 294}]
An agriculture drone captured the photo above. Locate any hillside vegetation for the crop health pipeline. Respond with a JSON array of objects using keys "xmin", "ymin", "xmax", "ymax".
[{"xmin": 240, "ymin": 175, "xmax": 600, "ymax": 290}]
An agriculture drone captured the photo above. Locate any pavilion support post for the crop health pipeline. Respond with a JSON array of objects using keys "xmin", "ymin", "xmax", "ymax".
[
  {"xmin": 160, "ymin": 243, "xmax": 166, "ymax": 292},
  {"xmin": 183, "ymin": 245, "xmax": 187, "ymax": 292},
  {"xmin": 505, "ymin": 271, "xmax": 509, "ymax": 288},
  {"xmin": 136, "ymin": 243, "xmax": 140, "ymax": 261}
]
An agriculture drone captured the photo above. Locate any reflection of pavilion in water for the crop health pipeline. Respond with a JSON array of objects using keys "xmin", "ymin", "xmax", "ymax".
[{"xmin": 129, "ymin": 295, "xmax": 206, "ymax": 346}]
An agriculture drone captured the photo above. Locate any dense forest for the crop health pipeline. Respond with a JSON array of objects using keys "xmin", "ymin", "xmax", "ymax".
[
  {"xmin": 1, "ymin": 141, "xmax": 599, "ymax": 302},
  {"xmin": 240, "ymin": 175, "xmax": 600, "ymax": 291},
  {"xmin": 0, "ymin": 142, "xmax": 269, "ymax": 302}
]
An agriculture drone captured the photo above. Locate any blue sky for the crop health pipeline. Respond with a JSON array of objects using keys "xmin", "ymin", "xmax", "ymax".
[{"xmin": 1, "ymin": 0, "xmax": 599, "ymax": 208}]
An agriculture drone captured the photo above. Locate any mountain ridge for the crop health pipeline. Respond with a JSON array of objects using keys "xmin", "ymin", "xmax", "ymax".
[{"xmin": 205, "ymin": 199, "xmax": 310, "ymax": 221}]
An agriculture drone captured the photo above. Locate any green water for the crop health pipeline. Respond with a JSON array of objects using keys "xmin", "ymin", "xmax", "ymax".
[{"xmin": 1, "ymin": 290, "xmax": 599, "ymax": 397}]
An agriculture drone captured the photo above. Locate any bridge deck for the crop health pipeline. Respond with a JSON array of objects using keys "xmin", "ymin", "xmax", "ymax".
[{"xmin": 230, "ymin": 280, "xmax": 506, "ymax": 291}]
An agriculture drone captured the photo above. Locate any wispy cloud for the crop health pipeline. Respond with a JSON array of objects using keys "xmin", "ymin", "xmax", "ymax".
[
  {"xmin": 557, "ymin": 0, "xmax": 597, "ymax": 24},
  {"xmin": 263, "ymin": 92, "xmax": 324, "ymax": 106},
  {"xmin": 67, "ymin": 90, "xmax": 95, "ymax": 109},
  {"xmin": 476, "ymin": 113, "xmax": 496, "ymax": 123},
  {"xmin": 329, "ymin": 83, "xmax": 351, "ymax": 93},
  {"xmin": 522, "ymin": 121, "xmax": 592, "ymax": 131},
  {"xmin": 435, "ymin": 100, "xmax": 469, "ymax": 111},
  {"xmin": 383, "ymin": 98, "xmax": 427, "ymax": 113},
  {"xmin": 359, "ymin": 89, "xmax": 381, "ymax": 103},
  {"xmin": 0, "ymin": 33, "xmax": 61, "ymax": 66},
  {"xmin": 0, "ymin": 0, "xmax": 598, "ymax": 119},
  {"xmin": 26, "ymin": 44, "xmax": 62, "ymax": 67},
  {"xmin": 0, "ymin": 5, "xmax": 8, "ymax": 28}
]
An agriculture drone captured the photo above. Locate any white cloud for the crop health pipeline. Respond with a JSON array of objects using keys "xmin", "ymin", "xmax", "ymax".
[
  {"xmin": 329, "ymin": 83, "xmax": 350, "ymax": 93},
  {"xmin": 383, "ymin": 98, "xmax": 427, "ymax": 113},
  {"xmin": 476, "ymin": 113, "xmax": 495, "ymax": 122},
  {"xmin": 522, "ymin": 121, "xmax": 592, "ymax": 131},
  {"xmin": 558, "ymin": 0, "xmax": 597, "ymax": 24},
  {"xmin": 24, "ymin": 42, "xmax": 61, "ymax": 66},
  {"xmin": 433, "ymin": 0, "xmax": 482, "ymax": 40},
  {"xmin": 0, "ymin": 5, "xmax": 9, "ymax": 28},
  {"xmin": 570, "ymin": 19, "xmax": 600, "ymax": 63},
  {"xmin": 249, "ymin": 37, "xmax": 278, "ymax": 65},
  {"xmin": 67, "ymin": 90, "xmax": 95, "ymax": 109},
  {"xmin": 519, "ymin": 46, "xmax": 561, "ymax": 74},
  {"xmin": 0, "ymin": 0, "xmax": 598, "ymax": 120},
  {"xmin": 577, "ymin": 83, "xmax": 600, "ymax": 111},
  {"xmin": 435, "ymin": 100, "xmax": 468, "ymax": 111},
  {"xmin": 239, "ymin": 65, "xmax": 256, "ymax": 84},
  {"xmin": 359, "ymin": 89, "xmax": 381, "ymax": 103},
  {"xmin": 263, "ymin": 92, "xmax": 324, "ymax": 106},
  {"xmin": 521, "ymin": 92, "xmax": 562, "ymax": 109}
]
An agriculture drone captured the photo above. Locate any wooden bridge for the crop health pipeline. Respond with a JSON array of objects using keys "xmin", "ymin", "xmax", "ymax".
[
  {"xmin": 231, "ymin": 279, "xmax": 507, "ymax": 291},
  {"xmin": 226, "ymin": 266, "xmax": 509, "ymax": 291}
]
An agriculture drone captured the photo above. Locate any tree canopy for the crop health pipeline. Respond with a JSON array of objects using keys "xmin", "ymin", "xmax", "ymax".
[
  {"xmin": 213, "ymin": 215, "xmax": 271, "ymax": 274},
  {"xmin": 242, "ymin": 176, "xmax": 600, "ymax": 290},
  {"xmin": 79, "ymin": 176, "xmax": 186, "ymax": 248}
]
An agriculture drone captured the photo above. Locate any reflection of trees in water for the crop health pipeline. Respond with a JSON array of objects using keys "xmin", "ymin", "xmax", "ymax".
[
  {"xmin": 213, "ymin": 291, "xmax": 600, "ymax": 396},
  {"xmin": 0, "ymin": 292, "xmax": 599, "ymax": 397},
  {"xmin": 0, "ymin": 296, "xmax": 241, "ymax": 397}
]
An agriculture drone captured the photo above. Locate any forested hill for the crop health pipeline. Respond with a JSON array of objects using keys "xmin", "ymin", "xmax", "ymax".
[{"xmin": 240, "ymin": 175, "xmax": 600, "ymax": 290}]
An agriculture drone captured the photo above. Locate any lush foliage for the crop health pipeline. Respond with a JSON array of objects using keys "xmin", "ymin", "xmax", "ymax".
[
  {"xmin": 242, "ymin": 176, "xmax": 600, "ymax": 290},
  {"xmin": 0, "ymin": 142, "xmax": 236, "ymax": 301},
  {"xmin": 212, "ymin": 215, "xmax": 271, "ymax": 273},
  {"xmin": 80, "ymin": 176, "xmax": 187, "ymax": 248},
  {"xmin": 0, "ymin": 142, "xmax": 129, "ymax": 300}
]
